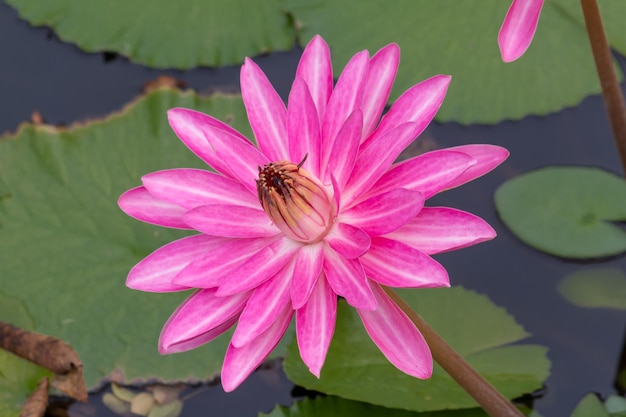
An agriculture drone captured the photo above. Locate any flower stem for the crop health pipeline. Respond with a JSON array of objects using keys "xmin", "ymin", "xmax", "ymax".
[
  {"xmin": 580, "ymin": 0, "xmax": 626, "ymax": 175},
  {"xmin": 382, "ymin": 287, "xmax": 525, "ymax": 417}
]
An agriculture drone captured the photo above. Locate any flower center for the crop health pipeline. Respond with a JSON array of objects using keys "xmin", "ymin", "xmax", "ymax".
[{"xmin": 256, "ymin": 156, "xmax": 334, "ymax": 243}]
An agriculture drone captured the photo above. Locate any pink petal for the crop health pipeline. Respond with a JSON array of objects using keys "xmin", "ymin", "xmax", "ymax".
[
  {"xmin": 173, "ymin": 237, "xmax": 274, "ymax": 288},
  {"xmin": 296, "ymin": 35, "xmax": 333, "ymax": 124},
  {"xmin": 241, "ymin": 58, "xmax": 289, "ymax": 161},
  {"xmin": 167, "ymin": 108, "xmax": 248, "ymax": 179},
  {"xmin": 362, "ymin": 43, "xmax": 400, "ymax": 139},
  {"xmin": 360, "ymin": 237, "xmax": 449, "ymax": 288},
  {"xmin": 201, "ymin": 125, "xmax": 270, "ymax": 194},
  {"xmin": 118, "ymin": 186, "xmax": 190, "ymax": 229},
  {"xmin": 442, "ymin": 144, "xmax": 509, "ymax": 190},
  {"xmin": 341, "ymin": 189, "xmax": 424, "ymax": 236},
  {"xmin": 142, "ymin": 168, "xmax": 259, "ymax": 210},
  {"xmin": 296, "ymin": 272, "xmax": 337, "ymax": 377},
  {"xmin": 221, "ymin": 305, "xmax": 293, "ymax": 392},
  {"xmin": 159, "ymin": 289, "xmax": 250, "ymax": 354},
  {"xmin": 342, "ymin": 122, "xmax": 418, "ymax": 203},
  {"xmin": 183, "ymin": 205, "xmax": 279, "ymax": 238},
  {"xmin": 364, "ymin": 150, "xmax": 475, "ymax": 201},
  {"xmin": 216, "ymin": 237, "xmax": 301, "ymax": 296},
  {"xmin": 325, "ymin": 222, "xmax": 371, "ymax": 259},
  {"xmin": 358, "ymin": 284, "xmax": 432, "ymax": 379},
  {"xmin": 330, "ymin": 172, "xmax": 342, "ymax": 213},
  {"xmin": 320, "ymin": 50, "xmax": 369, "ymax": 169},
  {"xmin": 385, "ymin": 207, "xmax": 497, "ymax": 255},
  {"xmin": 287, "ymin": 78, "xmax": 322, "ymax": 176},
  {"xmin": 161, "ymin": 316, "xmax": 239, "ymax": 355},
  {"xmin": 127, "ymin": 234, "xmax": 227, "ymax": 292},
  {"xmin": 231, "ymin": 262, "xmax": 294, "ymax": 347},
  {"xmin": 498, "ymin": 0, "xmax": 544, "ymax": 62},
  {"xmin": 291, "ymin": 243, "xmax": 324, "ymax": 309},
  {"xmin": 327, "ymin": 109, "xmax": 363, "ymax": 189},
  {"xmin": 364, "ymin": 75, "xmax": 451, "ymax": 149},
  {"xmin": 323, "ymin": 245, "xmax": 377, "ymax": 310}
]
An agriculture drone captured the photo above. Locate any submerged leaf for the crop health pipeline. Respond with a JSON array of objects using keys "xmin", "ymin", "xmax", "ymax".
[
  {"xmin": 148, "ymin": 400, "xmax": 184, "ymax": 417},
  {"xmin": 283, "ymin": 287, "xmax": 549, "ymax": 412},
  {"xmin": 104, "ymin": 383, "xmax": 184, "ymax": 417},
  {"xmin": 558, "ymin": 268, "xmax": 626, "ymax": 310},
  {"xmin": 131, "ymin": 392, "xmax": 156, "ymax": 416},
  {"xmin": 103, "ymin": 392, "xmax": 131, "ymax": 415},
  {"xmin": 605, "ymin": 395, "xmax": 626, "ymax": 415},
  {"xmin": 495, "ymin": 167, "xmax": 626, "ymax": 259},
  {"xmin": 111, "ymin": 383, "xmax": 137, "ymax": 403}
]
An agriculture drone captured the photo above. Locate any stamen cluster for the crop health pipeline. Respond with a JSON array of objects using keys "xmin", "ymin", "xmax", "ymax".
[{"xmin": 256, "ymin": 159, "xmax": 333, "ymax": 243}]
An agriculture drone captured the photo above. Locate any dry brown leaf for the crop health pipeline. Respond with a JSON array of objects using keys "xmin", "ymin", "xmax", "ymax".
[
  {"xmin": 19, "ymin": 377, "xmax": 48, "ymax": 417},
  {"xmin": 51, "ymin": 366, "xmax": 88, "ymax": 403},
  {"xmin": 0, "ymin": 321, "xmax": 87, "ymax": 402},
  {"xmin": 142, "ymin": 76, "xmax": 186, "ymax": 93}
]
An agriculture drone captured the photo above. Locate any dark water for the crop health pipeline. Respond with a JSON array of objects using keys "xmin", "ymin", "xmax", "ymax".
[{"xmin": 2, "ymin": 2, "xmax": 626, "ymax": 416}]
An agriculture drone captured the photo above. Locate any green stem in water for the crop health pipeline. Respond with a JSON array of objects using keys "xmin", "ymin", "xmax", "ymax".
[
  {"xmin": 580, "ymin": 0, "xmax": 626, "ymax": 175},
  {"xmin": 382, "ymin": 287, "xmax": 525, "ymax": 417}
]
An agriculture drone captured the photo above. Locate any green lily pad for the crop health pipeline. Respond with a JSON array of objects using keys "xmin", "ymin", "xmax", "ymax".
[
  {"xmin": 570, "ymin": 394, "xmax": 611, "ymax": 417},
  {"xmin": 5, "ymin": 0, "xmax": 294, "ymax": 69},
  {"xmin": 605, "ymin": 395, "xmax": 626, "ymax": 416},
  {"xmin": 7, "ymin": 1, "xmax": 626, "ymax": 124},
  {"xmin": 0, "ymin": 87, "xmax": 293, "ymax": 389},
  {"xmin": 261, "ymin": 396, "xmax": 492, "ymax": 417},
  {"xmin": 495, "ymin": 167, "xmax": 626, "ymax": 259},
  {"xmin": 0, "ymin": 292, "xmax": 53, "ymax": 417},
  {"xmin": 286, "ymin": 0, "xmax": 625, "ymax": 124},
  {"xmin": 554, "ymin": 1, "xmax": 626, "ymax": 53},
  {"xmin": 558, "ymin": 268, "xmax": 626, "ymax": 309},
  {"xmin": 283, "ymin": 287, "xmax": 550, "ymax": 412}
]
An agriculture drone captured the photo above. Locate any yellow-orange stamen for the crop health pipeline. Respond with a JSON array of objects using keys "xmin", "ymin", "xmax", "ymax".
[{"xmin": 256, "ymin": 157, "xmax": 333, "ymax": 242}]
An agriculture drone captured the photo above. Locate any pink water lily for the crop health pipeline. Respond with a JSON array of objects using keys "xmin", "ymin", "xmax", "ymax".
[
  {"xmin": 118, "ymin": 35, "xmax": 508, "ymax": 392},
  {"xmin": 499, "ymin": 0, "xmax": 545, "ymax": 62}
]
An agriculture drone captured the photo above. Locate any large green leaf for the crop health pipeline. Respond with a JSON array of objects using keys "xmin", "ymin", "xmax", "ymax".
[
  {"xmin": 286, "ymin": 0, "xmax": 625, "ymax": 124},
  {"xmin": 0, "ymin": 292, "xmax": 53, "ymax": 417},
  {"xmin": 495, "ymin": 167, "xmax": 626, "ymax": 259},
  {"xmin": 7, "ymin": 1, "xmax": 626, "ymax": 124},
  {"xmin": 261, "ymin": 396, "xmax": 492, "ymax": 417},
  {"xmin": 558, "ymin": 268, "xmax": 626, "ymax": 309},
  {"xmin": 283, "ymin": 287, "xmax": 550, "ymax": 412},
  {"xmin": 5, "ymin": 0, "xmax": 294, "ymax": 69},
  {"xmin": 0, "ymin": 88, "xmax": 294, "ymax": 389}
]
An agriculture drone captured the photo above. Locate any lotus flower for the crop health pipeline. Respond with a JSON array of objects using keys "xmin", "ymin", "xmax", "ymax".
[
  {"xmin": 499, "ymin": 0, "xmax": 545, "ymax": 62},
  {"xmin": 118, "ymin": 35, "xmax": 508, "ymax": 391}
]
